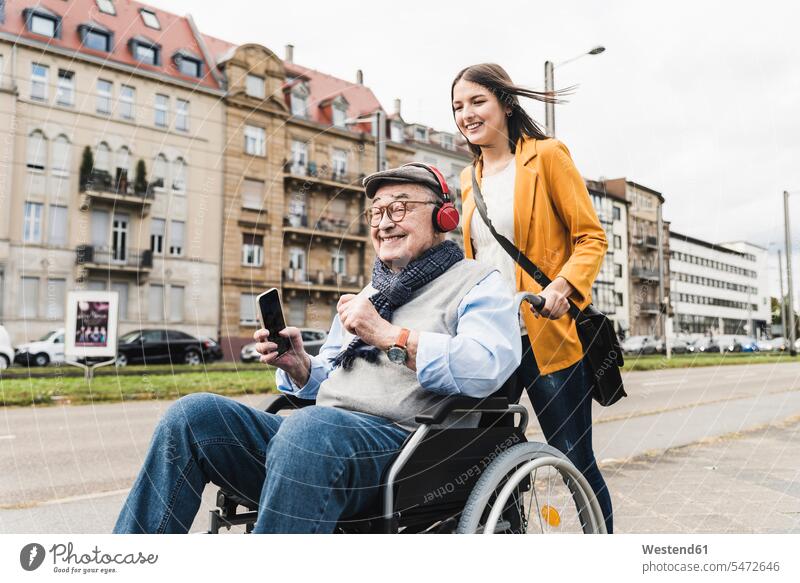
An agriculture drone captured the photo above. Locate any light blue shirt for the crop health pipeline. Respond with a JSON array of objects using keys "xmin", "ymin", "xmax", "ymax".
[{"xmin": 275, "ymin": 270, "xmax": 522, "ymax": 400}]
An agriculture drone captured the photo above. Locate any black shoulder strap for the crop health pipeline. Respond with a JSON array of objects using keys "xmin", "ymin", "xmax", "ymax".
[{"xmin": 471, "ymin": 165, "xmax": 582, "ymax": 321}]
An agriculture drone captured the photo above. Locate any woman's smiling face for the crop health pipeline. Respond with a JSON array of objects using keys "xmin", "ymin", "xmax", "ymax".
[{"xmin": 452, "ymin": 79, "xmax": 510, "ymax": 148}]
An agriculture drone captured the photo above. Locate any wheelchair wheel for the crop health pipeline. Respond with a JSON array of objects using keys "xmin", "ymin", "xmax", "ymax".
[{"xmin": 457, "ymin": 442, "xmax": 606, "ymax": 534}]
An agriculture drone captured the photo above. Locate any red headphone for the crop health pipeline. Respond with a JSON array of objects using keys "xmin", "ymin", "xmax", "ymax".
[{"xmin": 400, "ymin": 162, "xmax": 460, "ymax": 233}]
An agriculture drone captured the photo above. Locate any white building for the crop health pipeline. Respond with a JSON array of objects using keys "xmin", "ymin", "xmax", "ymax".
[{"xmin": 669, "ymin": 232, "xmax": 770, "ymax": 338}]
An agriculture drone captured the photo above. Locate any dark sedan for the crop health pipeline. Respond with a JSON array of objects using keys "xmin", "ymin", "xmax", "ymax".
[{"xmin": 116, "ymin": 329, "xmax": 216, "ymax": 366}]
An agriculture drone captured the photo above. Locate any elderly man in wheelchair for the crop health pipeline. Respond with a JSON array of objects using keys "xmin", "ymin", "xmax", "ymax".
[{"xmin": 113, "ymin": 163, "xmax": 606, "ymax": 534}]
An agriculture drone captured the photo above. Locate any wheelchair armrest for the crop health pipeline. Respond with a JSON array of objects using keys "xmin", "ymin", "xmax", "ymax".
[
  {"xmin": 263, "ymin": 392, "xmax": 316, "ymax": 414},
  {"xmin": 414, "ymin": 395, "xmax": 509, "ymax": 425}
]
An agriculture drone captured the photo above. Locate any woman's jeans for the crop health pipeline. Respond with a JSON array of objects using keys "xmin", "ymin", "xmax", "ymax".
[
  {"xmin": 113, "ymin": 393, "xmax": 409, "ymax": 533},
  {"xmin": 515, "ymin": 335, "xmax": 614, "ymax": 533}
]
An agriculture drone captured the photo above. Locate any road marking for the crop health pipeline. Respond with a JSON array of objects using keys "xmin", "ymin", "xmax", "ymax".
[
  {"xmin": 0, "ymin": 488, "xmax": 131, "ymax": 510},
  {"xmin": 0, "ymin": 434, "xmax": 15, "ymax": 440},
  {"xmin": 641, "ymin": 380, "xmax": 687, "ymax": 386}
]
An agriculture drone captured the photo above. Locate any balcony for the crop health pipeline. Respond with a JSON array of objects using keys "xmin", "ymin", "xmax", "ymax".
[
  {"xmin": 75, "ymin": 245, "xmax": 153, "ymax": 275},
  {"xmin": 639, "ymin": 302, "xmax": 661, "ymax": 314},
  {"xmin": 631, "ymin": 266, "xmax": 660, "ymax": 281},
  {"xmin": 283, "ymin": 214, "xmax": 369, "ymax": 243},
  {"xmin": 79, "ymin": 169, "xmax": 154, "ymax": 212},
  {"xmin": 282, "ymin": 269, "xmax": 364, "ymax": 293},
  {"xmin": 283, "ymin": 160, "xmax": 365, "ymax": 193},
  {"xmin": 632, "ymin": 234, "xmax": 659, "ymax": 250}
]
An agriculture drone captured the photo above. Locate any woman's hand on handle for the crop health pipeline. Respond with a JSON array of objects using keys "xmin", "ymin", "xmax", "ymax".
[
  {"xmin": 534, "ymin": 277, "xmax": 575, "ymax": 320},
  {"xmin": 253, "ymin": 327, "xmax": 311, "ymax": 387}
]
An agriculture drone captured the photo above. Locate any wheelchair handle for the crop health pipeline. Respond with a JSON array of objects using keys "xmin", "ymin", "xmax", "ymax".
[{"xmin": 514, "ymin": 291, "xmax": 545, "ymax": 313}]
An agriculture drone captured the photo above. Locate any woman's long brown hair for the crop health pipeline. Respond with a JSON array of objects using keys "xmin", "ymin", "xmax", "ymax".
[{"xmin": 451, "ymin": 63, "xmax": 570, "ymax": 159}]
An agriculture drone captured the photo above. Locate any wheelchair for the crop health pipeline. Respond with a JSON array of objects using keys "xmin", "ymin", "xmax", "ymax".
[{"xmin": 208, "ymin": 293, "xmax": 608, "ymax": 535}]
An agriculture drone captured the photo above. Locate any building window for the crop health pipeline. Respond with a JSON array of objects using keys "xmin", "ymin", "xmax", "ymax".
[
  {"xmin": 244, "ymin": 125, "xmax": 266, "ymax": 156},
  {"xmin": 614, "ymin": 263, "xmax": 623, "ymax": 278},
  {"xmin": 51, "ymin": 135, "xmax": 70, "ymax": 176},
  {"xmin": 45, "ymin": 278, "xmax": 66, "ymax": 320},
  {"xmin": 175, "ymin": 99, "xmax": 189, "ymax": 131},
  {"xmin": 148, "ymin": 284, "xmax": 164, "ymax": 321},
  {"xmin": 613, "ymin": 206, "xmax": 621, "ymax": 221},
  {"xmin": 27, "ymin": 11, "xmax": 59, "ymax": 38},
  {"xmin": 177, "ymin": 56, "xmax": 202, "ymax": 78},
  {"xmin": 19, "ymin": 277, "xmax": 39, "ymax": 318},
  {"xmin": 24, "ymin": 202, "xmax": 43, "ymax": 243},
  {"xmin": 152, "ymin": 153, "xmax": 167, "ymax": 189},
  {"xmin": 119, "ymin": 85, "xmax": 135, "ymax": 119},
  {"xmin": 240, "ymin": 293, "xmax": 258, "ymax": 325},
  {"xmin": 96, "ymin": 0, "xmax": 116, "ymax": 15},
  {"xmin": 81, "ymin": 26, "xmax": 112, "ymax": 52},
  {"xmin": 48, "ymin": 205, "xmax": 67, "ymax": 245},
  {"xmin": 169, "ymin": 285, "xmax": 184, "ymax": 322},
  {"xmin": 288, "ymin": 247, "xmax": 306, "ymax": 281},
  {"xmin": 134, "ymin": 42, "xmax": 157, "ymax": 65},
  {"xmin": 95, "ymin": 142, "xmax": 110, "ymax": 172},
  {"xmin": 154, "ymin": 94, "xmax": 168, "ymax": 127},
  {"xmin": 290, "ymin": 85, "xmax": 309, "ymax": 117},
  {"xmin": 150, "ymin": 218, "xmax": 165, "ymax": 254},
  {"xmin": 26, "ymin": 130, "xmax": 47, "ymax": 171},
  {"xmin": 613, "ymin": 234, "xmax": 622, "ymax": 250},
  {"xmin": 171, "ymin": 157, "xmax": 187, "ymax": 193},
  {"xmin": 111, "ymin": 282, "xmax": 128, "ymax": 320},
  {"xmin": 241, "ymin": 178, "xmax": 264, "ymax": 210},
  {"xmin": 96, "ymin": 79, "xmax": 112, "ymax": 114},
  {"xmin": 139, "ymin": 9, "xmax": 161, "ymax": 29},
  {"xmin": 242, "ymin": 233, "xmax": 264, "ymax": 267},
  {"xmin": 56, "ymin": 70, "xmax": 74, "ymax": 106},
  {"xmin": 440, "ymin": 133, "xmax": 453, "ymax": 149},
  {"xmin": 31, "ymin": 63, "xmax": 48, "ymax": 101},
  {"xmin": 331, "ymin": 249, "xmax": 346, "ymax": 275},
  {"xmin": 288, "ymin": 298, "xmax": 306, "ymax": 326},
  {"xmin": 169, "ymin": 220, "xmax": 184, "ymax": 256},
  {"xmin": 391, "ymin": 122, "xmax": 404, "ymax": 143},
  {"xmin": 615, "ymin": 292, "xmax": 623, "ymax": 306},
  {"xmin": 332, "ymin": 148, "xmax": 347, "ymax": 180},
  {"xmin": 290, "ymin": 140, "xmax": 307, "ymax": 174},
  {"xmin": 332, "ymin": 98, "xmax": 347, "ymax": 127},
  {"xmin": 246, "ymin": 74, "xmax": 265, "ymax": 98},
  {"xmin": 414, "ymin": 127, "xmax": 428, "ymax": 141}
]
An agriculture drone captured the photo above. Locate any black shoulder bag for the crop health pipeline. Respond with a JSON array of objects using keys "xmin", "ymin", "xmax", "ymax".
[{"xmin": 471, "ymin": 166, "xmax": 626, "ymax": 407}]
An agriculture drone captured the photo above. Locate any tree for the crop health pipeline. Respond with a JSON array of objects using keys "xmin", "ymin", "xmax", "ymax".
[
  {"xmin": 79, "ymin": 146, "xmax": 93, "ymax": 191},
  {"xmin": 134, "ymin": 159, "xmax": 148, "ymax": 195}
]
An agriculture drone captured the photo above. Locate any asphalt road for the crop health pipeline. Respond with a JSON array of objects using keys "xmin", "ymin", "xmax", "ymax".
[{"xmin": 1, "ymin": 361, "xmax": 799, "ymax": 533}]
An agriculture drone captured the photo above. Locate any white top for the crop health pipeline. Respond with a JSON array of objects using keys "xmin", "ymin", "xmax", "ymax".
[{"xmin": 469, "ymin": 159, "xmax": 527, "ymax": 334}]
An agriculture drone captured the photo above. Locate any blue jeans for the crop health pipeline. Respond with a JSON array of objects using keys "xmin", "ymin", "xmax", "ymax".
[
  {"xmin": 113, "ymin": 393, "xmax": 409, "ymax": 533},
  {"xmin": 517, "ymin": 335, "xmax": 614, "ymax": 533}
]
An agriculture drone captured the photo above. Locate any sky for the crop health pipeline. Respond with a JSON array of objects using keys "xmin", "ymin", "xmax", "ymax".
[{"xmin": 150, "ymin": 0, "xmax": 800, "ymax": 305}]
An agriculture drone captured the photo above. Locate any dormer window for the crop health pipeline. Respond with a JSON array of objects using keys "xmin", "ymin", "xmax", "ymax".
[
  {"xmin": 290, "ymin": 83, "xmax": 309, "ymax": 118},
  {"xmin": 129, "ymin": 37, "xmax": 161, "ymax": 66},
  {"xmin": 390, "ymin": 122, "xmax": 404, "ymax": 143},
  {"xmin": 139, "ymin": 9, "xmax": 160, "ymax": 30},
  {"xmin": 440, "ymin": 133, "xmax": 453, "ymax": 150},
  {"xmin": 23, "ymin": 8, "xmax": 61, "ymax": 39},
  {"xmin": 96, "ymin": 0, "xmax": 116, "ymax": 15},
  {"xmin": 332, "ymin": 96, "xmax": 348, "ymax": 128},
  {"xmin": 79, "ymin": 23, "xmax": 113, "ymax": 52},
  {"xmin": 414, "ymin": 127, "xmax": 428, "ymax": 142},
  {"xmin": 173, "ymin": 51, "xmax": 203, "ymax": 78},
  {"xmin": 246, "ymin": 74, "xmax": 265, "ymax": 98}
]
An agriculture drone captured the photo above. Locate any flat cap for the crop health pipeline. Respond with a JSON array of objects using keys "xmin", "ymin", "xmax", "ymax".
[{"xmin": 362, "ymin": 163, "xmax": 443, "ymax": 199}]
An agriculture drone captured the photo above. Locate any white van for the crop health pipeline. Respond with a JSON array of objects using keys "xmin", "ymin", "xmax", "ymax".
[
  {"xmin": 0, "ymin": 325, "xmax": 14, "ymax": 370},
  {"xmin": 14, "ymin": 328, "xmax": 66, "ymax": 367}
]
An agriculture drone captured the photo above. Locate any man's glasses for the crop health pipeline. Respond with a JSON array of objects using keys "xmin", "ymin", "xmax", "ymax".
[{"xmin": 363, "ymin": 200, "xmax": 435, "ymax": 227}]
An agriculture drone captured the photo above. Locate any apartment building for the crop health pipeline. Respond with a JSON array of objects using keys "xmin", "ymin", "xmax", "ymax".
[
  {"xmin": 203, "ymin": 40, "xmax": 415, "ymax": 356},
  {"xmin": 0, "ymin": 0, "xmax": 225, "ymax": 345},
  {"xmin": 603, "ymin": 178, "xmax": 671, "ymax": 337},
  {"xmin": 586, "ymin": 179, "xmax": 630, "ymax": 336},
  {"xmin": 669, "ymin": 233, "xmax": 770, "ymax": 338}
]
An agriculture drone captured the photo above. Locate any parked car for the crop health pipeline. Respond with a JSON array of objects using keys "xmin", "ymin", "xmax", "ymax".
[
  {"xmin": 14, "ymin": 328, "xmax": 66, "ymax": 367},
  {"xmin": 115, "ymin": 329, "xmax": 211, "ymax": 366},
  {"xmin": 737, "ymin": 337, "xmax": 759, "ymax": 352},
  {"xmin": 656, "ymin": 337, "xmax": 690, "ymax": 354},
  {"xmin": 240, "ymin": 328, "xmax": 329, "ymax": 362},
  {"xmin": 621, "ymin": 335, "xmax": 657, "ymax": 355},
  {"xmin": 0, "ymin": 325, "xmax": 14, "ymax": 370},
  {"xmin": 200, "ymin": 336, "xmax": 224, "ymax": 362},
  {"xmin": 688, "ymin": 337, "xmax": 721, "ymax": 353}
]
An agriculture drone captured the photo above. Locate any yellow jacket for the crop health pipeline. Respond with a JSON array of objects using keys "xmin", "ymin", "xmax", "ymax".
[{"xmin": 459, "ymin": 137, "xmax": 607, "ymax": 375}]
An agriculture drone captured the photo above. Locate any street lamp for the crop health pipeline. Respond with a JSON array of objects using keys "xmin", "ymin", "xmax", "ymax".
[
  {"xmin": 783, "ymin": 191, "xmax": 798, "ymax": 356},
  {"xmin": 767, "ymin": 241, "xmax": 788, "ymax": 344},
  {"xmin": 544, "ymin": 45, "xmax": 605, "ymax": 137}
]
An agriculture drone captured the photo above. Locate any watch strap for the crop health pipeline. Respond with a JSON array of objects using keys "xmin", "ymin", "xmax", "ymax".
[{"xmin": 395, "ymin": 328, "xmax": 410, "ymax": 349}]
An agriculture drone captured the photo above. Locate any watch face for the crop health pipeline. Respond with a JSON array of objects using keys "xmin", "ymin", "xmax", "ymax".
[{"xmin": 387, "ymin": 346, "xmax": 407, "ymax": 364}]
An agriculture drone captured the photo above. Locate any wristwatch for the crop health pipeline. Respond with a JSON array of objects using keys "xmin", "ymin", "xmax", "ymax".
[{"xmin": 386, "ymin": 328, "xmax": 411, "ymax": 365}]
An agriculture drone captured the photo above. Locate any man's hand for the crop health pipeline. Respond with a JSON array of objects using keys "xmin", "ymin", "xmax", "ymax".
[
  {"xmin": 337, "ymin": 294, "xmax": 400, "ymax": 350},
  {"xmin": 253, "ymin": 327, "xmax": 311, "ymax": 387},
  {"xmin": 534, "ymin": 277, "xmax": 575, "ymax": 320}
]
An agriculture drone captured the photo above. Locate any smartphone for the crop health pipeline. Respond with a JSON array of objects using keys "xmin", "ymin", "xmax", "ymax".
[{"xmin": 257, "ymin": 289, "xmax": 291, "ymax": 357}]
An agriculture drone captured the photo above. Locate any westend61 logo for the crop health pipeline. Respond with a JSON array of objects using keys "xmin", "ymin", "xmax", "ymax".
[{"xmin": 19, "ymin": 542, "xmax": 158, "ymax": 574}]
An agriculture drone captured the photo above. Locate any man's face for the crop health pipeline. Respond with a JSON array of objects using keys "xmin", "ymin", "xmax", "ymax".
[{"xmin": 369, "ymin": 182, "xmax": 442, "ymax": 271}]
